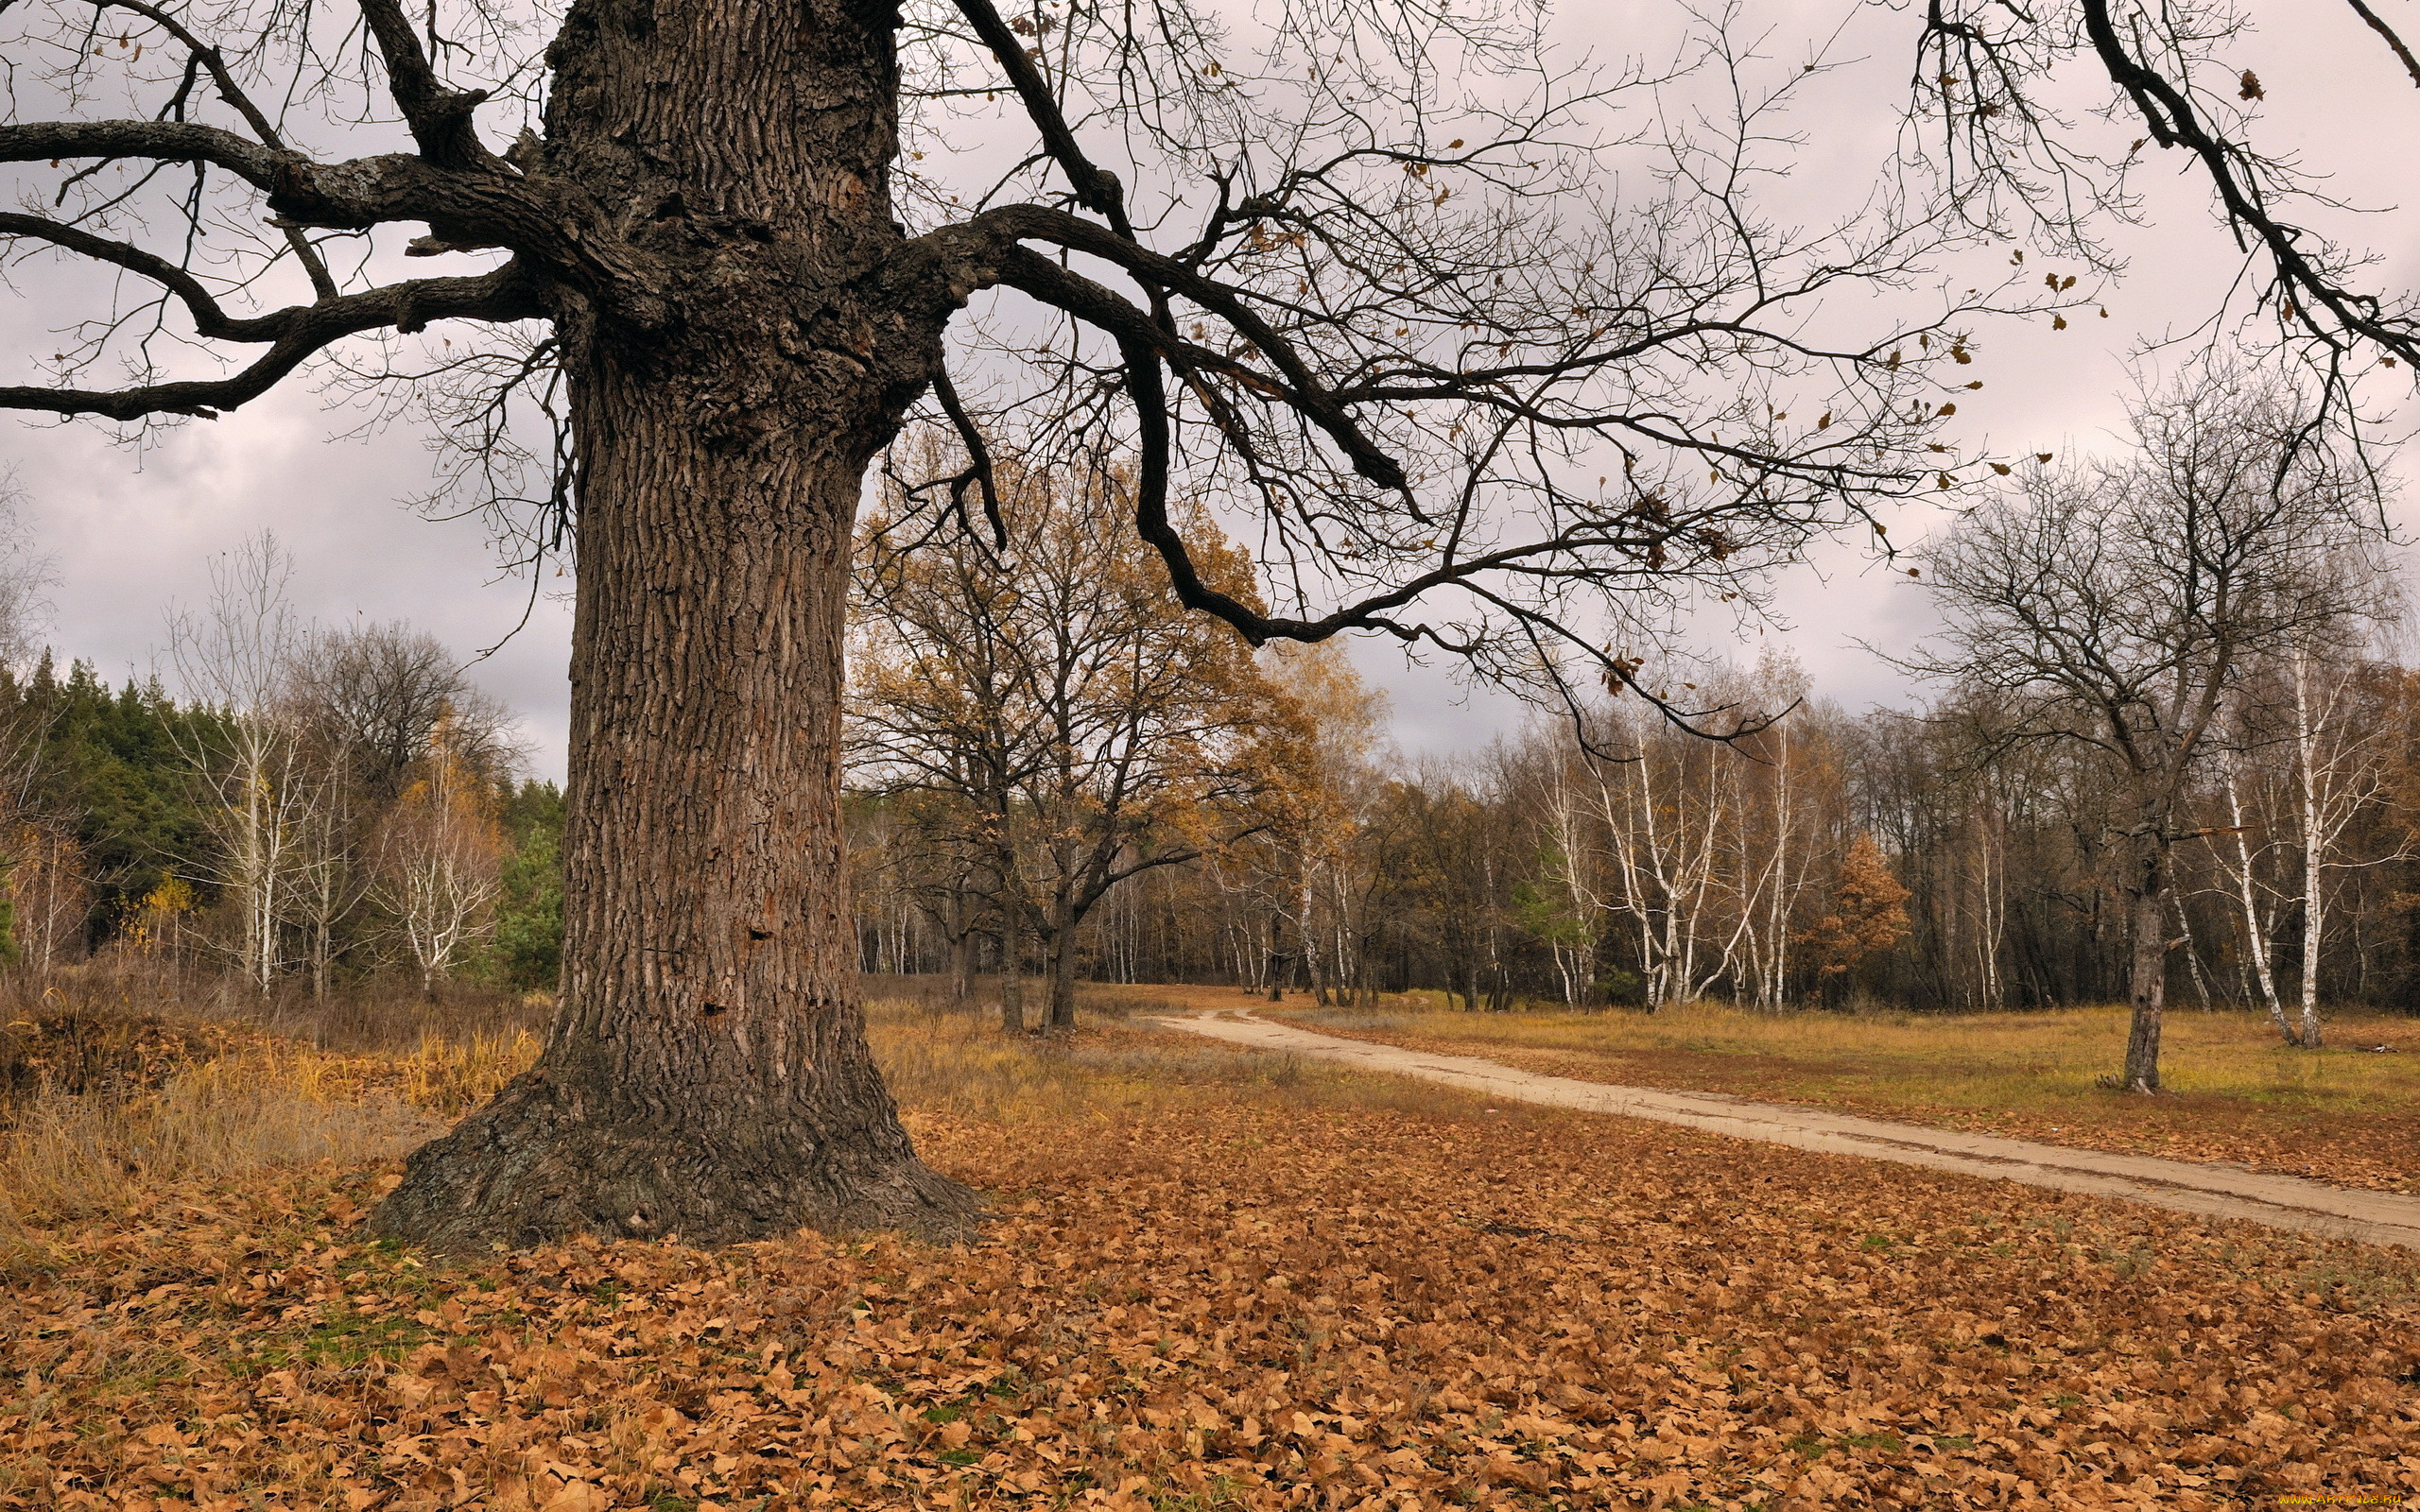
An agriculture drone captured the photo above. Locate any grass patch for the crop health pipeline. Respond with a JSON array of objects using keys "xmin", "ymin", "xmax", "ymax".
[
  {"xmin": 241, "ymin": 1308, "xmax": 441, "ymax": 1373},
  {"xmin": 864, "ymin": 995, "xmax": 1521, "ymax": 1125},
  {"xmin": 1236, "ymin": 992, "xmax": 2420, "ymax": 1192}
]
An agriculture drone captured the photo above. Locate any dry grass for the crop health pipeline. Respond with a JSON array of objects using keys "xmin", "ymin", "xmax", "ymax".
[
  {"xmin": 0, "ymin": 986, "xmax": 1468, "ymax": 1242},
  {"xmin": 1, "ymin": 979, "xmax": 543, "ymax": 1239},
  {"xmin": 0, "ymin": 1053, "xmax": 441, "ymax": 1227},
  {"xmin": 867, "ymin": 995, "xmax": 1507, "ymax": 1125},
  {"xmin": 13, "ymin": 975, "xmax": 2416, "ymax": 1233},
  {"xmin": 1243, "ymin": 992, "xmax": 2420, "ymax": 1192}
]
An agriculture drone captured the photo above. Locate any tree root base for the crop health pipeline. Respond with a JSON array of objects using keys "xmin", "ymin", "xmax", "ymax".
[{"xmin": 368, "ymin": 1068, "xmax": 980, "ymax": 1252}]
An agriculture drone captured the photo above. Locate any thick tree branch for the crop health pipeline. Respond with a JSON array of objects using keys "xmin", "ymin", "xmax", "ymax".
[
  {"xmin": 1111, "ymin": 336, "xmax": 1651, "ymax": 651},
  {"xmin": 2075, "ymin": 0, "xmax": 2420, "ymax": 363},
  {"xmin": 354, "ymin": 0, "xmax": 503, "ymax": 170},
  {"xmin": 0, "ymin": 261, "xmax": 544, "ymax": 420},
  {"xmin": 2345, "ymin": 0, "xmax": 2420, "ymax": 89},
  {"xmin": 0, "ymin": 211, "xmax": 288, "ymax": 341},
  {"xmin": 972, "ymin": 206, "xmax": 1409, "ymax": 491},
  {"xmin": 0, "ymin": 119, "xmax": 285, "ymax": 187},
  {"xmin": 927, "ymin": 368, "xmax": 1008, "ymax": 548},
  {"xmin": 949, "ymin": 0, "xmax": 1130, "ymax": 232},
  {"xmin": 2, "ymin": 124, "xmax": 661, "ymax": 322}
]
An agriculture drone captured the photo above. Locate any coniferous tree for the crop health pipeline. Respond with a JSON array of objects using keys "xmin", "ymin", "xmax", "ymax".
[{"xmin": 493, "ymin": 781, "xmax": 567, "ymax": 992}]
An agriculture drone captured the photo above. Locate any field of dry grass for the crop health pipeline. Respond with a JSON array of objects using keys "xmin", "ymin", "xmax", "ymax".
[
  {"xmin": 1211, "ymin": 992, "xmax": 2420, "ymax": 1195},
  {"xmin": 4, "ymin": 978, "xmax": 2418, "ymax": 1509}
]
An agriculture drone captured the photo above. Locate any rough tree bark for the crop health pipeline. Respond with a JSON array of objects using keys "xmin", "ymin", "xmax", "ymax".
[
  {"xmin": 996, "ymin": 846, "xmax": 1028, "ymax": 1036},
  {"xmin": 945, "ymin": 885, "xmax": 977, "ymax": 1009},
  {"xmin": 371, "ymin": 0, "xmax": 977, "ymax": 1248},
  {"xmin": 1044, "ymin": 892, "xmax": 1081, "ymax": 1032}
]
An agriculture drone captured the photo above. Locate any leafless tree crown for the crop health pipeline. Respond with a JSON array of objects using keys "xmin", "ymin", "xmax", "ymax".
[{"xmin": 0, "ymin": 0, "xmax": 2066, "ymax": 719}]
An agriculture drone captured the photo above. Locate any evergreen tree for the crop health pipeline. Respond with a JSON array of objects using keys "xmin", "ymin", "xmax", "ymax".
[
  {"xmin": 491, "ymin": 781, "xmax": 566, "ymax": 992},
  {"xmin": 3, "ymin": 658, "xmax": 223, "ymax": 947}
]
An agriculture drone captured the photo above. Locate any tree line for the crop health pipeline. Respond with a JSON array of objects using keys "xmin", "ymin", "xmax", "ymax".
[
  {"xmin": 0, "ymin": 534, "xmax": 562, "ymax": 997},
  {"xmin": 853, "ymin": 644, "xmax": 2420, "ymax": 1019},
  {"xmin": 848, "ymin": 374, "xmax": 2418, "ymax": 1077}
]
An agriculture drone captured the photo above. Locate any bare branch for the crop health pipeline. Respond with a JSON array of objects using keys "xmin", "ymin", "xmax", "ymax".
[
  {"xmin": 0, "ymin": 261, "xmax": 544, "ymax": 419},
  {"xmin": 949, "ymin": 0, "xmax": 1130, "ymax": 232},
  {"xmin": 80, "ymin": 0, "xmax": 340, "ymax": 295},
  {"xmin": 2345, "ymin": 0, "xmax": 2420, "ymax": 89},
  {"xmin": 0, "ymin": 210, "xmax": 292, "ymax": 341}
]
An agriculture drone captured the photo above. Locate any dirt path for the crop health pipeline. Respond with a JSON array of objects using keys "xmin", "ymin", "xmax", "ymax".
[{"xmin": 1152, "ymin": 1008, "xmax": 2420, "ymax": 1250}]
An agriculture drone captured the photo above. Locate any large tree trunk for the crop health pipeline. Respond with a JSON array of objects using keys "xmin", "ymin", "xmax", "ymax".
[
  {"xmin": 372, "ymin": 0, "xmax": 975, "ymax": 1249},
  {"xmin": 2121, "ymin": 836, "xmax": 2170, "ymax": 1093}
]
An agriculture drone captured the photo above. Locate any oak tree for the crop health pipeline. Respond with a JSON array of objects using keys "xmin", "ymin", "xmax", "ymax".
[
  {"xmin": 2, "ymin": 0, "xmax": 2034, "ymax": 1246},
  {"xmin": 854, "ymin": 455, "xmax": 1283, "ymax": 1031}
]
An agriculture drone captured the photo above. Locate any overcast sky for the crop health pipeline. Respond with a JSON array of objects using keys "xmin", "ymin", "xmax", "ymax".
[{"xmin": 4, "ymin": 0, "xmax": 2414, "ymax": 781}]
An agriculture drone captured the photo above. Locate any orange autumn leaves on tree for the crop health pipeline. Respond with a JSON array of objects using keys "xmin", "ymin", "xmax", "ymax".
[
  {"xmin": 850, "ymin": 444, "xmax": 1300, "ymax": 1029},
  {"xmin": 1799, "ymin": 833, "xmax": 1911, "ymax": 979}
]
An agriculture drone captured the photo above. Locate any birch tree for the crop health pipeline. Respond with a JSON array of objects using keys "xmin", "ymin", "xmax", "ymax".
[
  {"xmin": 168, "ymin": 533, "xmax": 312, "ymax": 996},
  {"xmin": 374, "ymin": 712, "xmax": 507, "ymax": 995},
  {"xmin": 2210, "ymin": 627, "xmax": 2408, "ymax": 1046}
]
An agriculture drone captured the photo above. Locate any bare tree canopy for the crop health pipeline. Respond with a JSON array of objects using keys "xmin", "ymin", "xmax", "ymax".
[
  {"xmin": 0, "ymin": 0, "xmax": 2081, "ymax": 1248},
  {"xmin": 294, "ymin": 622, "xmax": 522, "ymax": 798},
  {"xmin": 0, "ymin": 0, "xmax": 2049, "ymax": 702},
  {"xmin": 1910, "ymin": 360, "xmax": 2389, "ymax": 1091},
  {"xmin": 1918, "ymin": 0, "xmax": 2420, "ymax": 401}
]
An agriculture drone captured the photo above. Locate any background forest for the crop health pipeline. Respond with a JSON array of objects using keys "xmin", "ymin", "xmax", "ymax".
[
  {"xmin": 12, "ymin": 414, "xmax": 2417, "ymax": 1039},
  {"xmin": 850, "ymin": 638, "xmax": 2420, "ymax": 1022},
  {"xmin": 845, "ymin": 405, "xmax": 2420, "ymax": 1038},
  {"xmin": 0, "ymin": 531, "xmax": 563, "ymax": 1005}
]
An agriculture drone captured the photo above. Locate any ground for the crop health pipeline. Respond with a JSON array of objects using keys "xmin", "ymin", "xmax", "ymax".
[{"xmin": 4, "ymin": 981, "xmax": 2418, "ymax": 1510}]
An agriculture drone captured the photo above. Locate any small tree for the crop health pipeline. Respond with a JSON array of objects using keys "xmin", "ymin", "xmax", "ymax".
[
  {"xmin": 1914, "ymin": 363, "xmax": 2381, "ymax": 1090},
  {"xmin": 374, "ymin": 712, "xmax": 506, "ymax": 996},
  {"xmin": 1248, "ymin": 645, "xmax": 1392, "ymax": 1008},
  {"xmin": 168, "ymin": 534, "xmax": 313, "ymax": 995},
  {"xmin": 855, "ymin": 454, "xmax": 1287, "ymax": 1030},
  {"xmin": 1798, "ymin": 834, "xmax": 1912, "ymax": 994},
  {"xmin": 296, "ymin": 624, "xmax": 522, "ymax": 801},
  {"xmin": 5, "ymin": 819, "xmax": 88, "ymax": 973}
]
